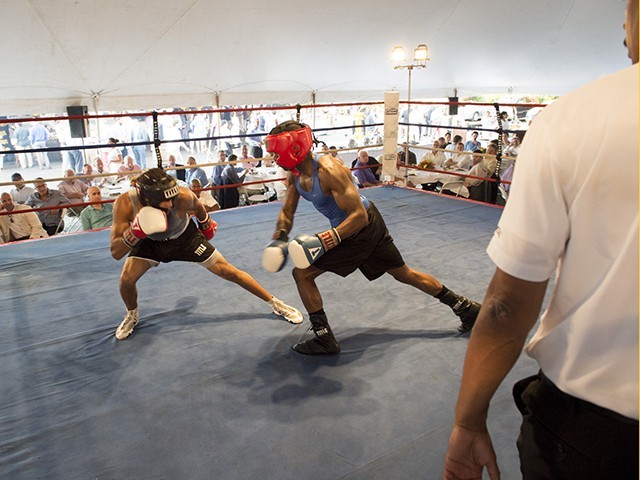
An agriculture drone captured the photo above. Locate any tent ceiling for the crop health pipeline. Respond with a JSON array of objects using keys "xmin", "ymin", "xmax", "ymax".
[{"xmin": 1, "ymin": 0, "xmax": 630, "ymax": 115}]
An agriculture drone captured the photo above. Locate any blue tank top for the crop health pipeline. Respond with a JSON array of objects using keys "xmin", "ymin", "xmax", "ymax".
[
  {"xmin": 294, "ymin": 156, "xmax": 369, "ymax": 228},
  {"xmin": 128, "ymin": 189, "xmax": 188, "ymax": 240}
]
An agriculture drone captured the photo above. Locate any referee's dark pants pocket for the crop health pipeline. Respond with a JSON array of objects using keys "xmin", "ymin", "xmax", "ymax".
[{"xmin": 513, "ymin": 371, "xmax": 638, "ymax": 480}]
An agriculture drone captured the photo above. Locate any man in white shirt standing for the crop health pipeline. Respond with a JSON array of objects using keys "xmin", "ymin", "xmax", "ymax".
[
  {"xmin": 0, "ymin": 192, "xmax": 48, "ymax": 241},
  {"xmin": 444, "ymin": 2, "xmax": 639, "ymax": 478}
]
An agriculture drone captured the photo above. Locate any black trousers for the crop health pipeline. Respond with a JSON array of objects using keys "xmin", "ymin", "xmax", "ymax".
[{"xmin": 513, "ymin": 371, "xmax": 638, "ymax": 480}]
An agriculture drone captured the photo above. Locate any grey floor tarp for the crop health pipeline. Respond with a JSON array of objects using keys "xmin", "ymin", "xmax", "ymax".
[{"xmin": 1, "ymin": 186, "xmax": 536, "ymax": 479}]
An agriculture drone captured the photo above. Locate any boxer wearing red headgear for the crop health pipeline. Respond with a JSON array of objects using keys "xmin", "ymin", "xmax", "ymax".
[
  {"xmin": 264, "ymin": 120, "xmax": 313, "ymax": 176},
  {"xmin": 263, "ymin": 121, "xmax": 481, "ymax": 355},
  {"xmin": 108, "ymin": 167, "xmax": 302, "ymax": 341}
]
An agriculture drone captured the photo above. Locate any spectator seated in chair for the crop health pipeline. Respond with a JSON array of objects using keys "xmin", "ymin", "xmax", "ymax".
[
  {"xmin": 190, "ymin": 179, "xmax": 220, "ymax": 212},
  {"xmin": 352, "ymin": 149, "xmax": 381, "ymax": 188},
  {"xmin": 26, "ymin": 178, "xmax": 70, "ymax": 236},
  {"xmin": 351, "ymin": 149, "xmax": 381, "ymax": 183},
  {"xmin": 57, "ymin": 168, "xmax": 88, "ymax": 216},
  {"xmin": 80, "ymin": 186, "xmax": 114, "ymax": 230},
  {"xmin": 218, "ymin": 154, "xmax": 247, "ymax": 209}
]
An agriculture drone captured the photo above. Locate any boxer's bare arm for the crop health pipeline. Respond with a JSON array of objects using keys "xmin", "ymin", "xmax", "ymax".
[
  {"xmin": 180, "ymin": 187, "xmax": 208, "ymax": 221},
  {"xmin": 317, "ymin": 157, "xmax": 368, "ymax": 239},
  {"xmin": 274, "ymin": 173, "xmax": 300, "ymax": 236},
  {"xmin": 110, "ymin": 193, "xmax": 134, "ymax": 260}
]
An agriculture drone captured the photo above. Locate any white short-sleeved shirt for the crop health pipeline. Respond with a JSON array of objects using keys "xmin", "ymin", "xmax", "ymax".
[
  {"xmin": 487, "ymin": 64, "xmax": 639, "ymax": 420},
  {"xmin": 10, "ymin": 186, "xmax": 35, "ymax": 204},
  {"xmin": 198, "ymin": 190, "xmax": 219, "ymax": 211}
]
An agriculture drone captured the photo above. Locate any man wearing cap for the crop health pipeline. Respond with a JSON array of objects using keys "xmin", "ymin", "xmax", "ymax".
[
  {"xmin": 10, "ymin": 173, "xmax": 36, "ymax": 204},
  {"xmin": 109, "ymin": 167, "xmax": 303, "ymax": 340}
]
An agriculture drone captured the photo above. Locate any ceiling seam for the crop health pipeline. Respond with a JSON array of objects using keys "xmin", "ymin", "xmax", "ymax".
[
  {"xmin": 100, "ymin": 0, "xmax": 204, "ymax": 93},
  {"xmin": 27, "ymin": 0, "xmax": 93, "ymax": 96}
]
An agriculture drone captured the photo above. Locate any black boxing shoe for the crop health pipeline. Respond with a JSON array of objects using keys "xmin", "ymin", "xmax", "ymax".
[
  {"xmin": 436, "ymin": 285, "xmax": 481, "ymax": 334},
  {"xmin": 292, "ymin": 313, "xmax": 340, "ymax": 355},
  {"xmin": 453, "ymin": 299, "xmax": 481, "ymax": 334}
]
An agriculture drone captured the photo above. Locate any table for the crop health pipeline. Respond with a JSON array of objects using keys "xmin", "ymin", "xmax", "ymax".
[
  {"xmin": 404, "ymin": 169, "xmax": 470, "ymax": 198},
  {"xmin": 243, "ymin": 167, "xmax": 287, "ymax": 201},
  {"xmin": 98, "ymin": 177, "xmax": 131, "ymax": 198}
]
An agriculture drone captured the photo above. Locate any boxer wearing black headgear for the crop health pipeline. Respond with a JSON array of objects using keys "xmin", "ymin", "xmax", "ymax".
[
  {"xmin": 135, "ymin": 168, "xmax": 180, "ymax": 210},
  {"xmin": 263, "ymin": 121, "xmax": 481, "ymax": 355},
  {"xmin": 108, "ymin": 165, "xmax": 303, "ymax": 341}
]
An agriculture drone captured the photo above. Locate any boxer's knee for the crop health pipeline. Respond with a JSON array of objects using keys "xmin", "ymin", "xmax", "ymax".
[
  {"xmin": 292, "ymin": 266, "xmax": 322, "ymax": 284},
  {"xmin": 387, "ymin": 265, "xmax": 413, "ymax": 283},
  {"xmin": 120, "ymin": 270, "xmax": 139, "ymax": 291},
  {"xmin": 292, "ymin": 267, "xmax": 305, "ymax": 283},
  {"xmin": 120, "ymin": 258, "xmax": 153, "ymax": 289}
]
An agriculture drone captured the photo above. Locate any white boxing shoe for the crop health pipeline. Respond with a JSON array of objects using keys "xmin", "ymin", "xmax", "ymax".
[
  {"xmin": 269, "ymin": 297, "xmax": 303, "ymax": 324},
  {"xmin": 115, "ymin": 309, "xmax": 139, "ymax": 340}
]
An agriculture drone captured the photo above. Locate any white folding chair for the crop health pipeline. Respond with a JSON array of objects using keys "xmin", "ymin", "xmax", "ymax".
[
  {"xmin": 246, "ymin": 184, "xmax": 273, "ymax": 204},
  {"xmin": 498, "ymin": 184, "xmax": 509, "ymax": 203},
  {"xmin": 61, "ymin": 208, "xmax": 82, "ymax": 233},
  {"xmin": 438, "ymin": 180, "xmax": 466, "ymax": 197}
]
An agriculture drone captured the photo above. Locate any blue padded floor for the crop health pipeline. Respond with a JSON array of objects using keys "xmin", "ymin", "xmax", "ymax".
[{"xmin": 1, "ymin": 186, "xmax": 537, "ymax": 479}]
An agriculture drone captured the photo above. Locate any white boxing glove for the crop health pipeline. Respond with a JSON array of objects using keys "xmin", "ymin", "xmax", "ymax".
[
  {"xmin": 262, "ymin": 229, "xmax": 289, "ymax": 273},
  {"xmin": 123, "ymin": 206, "xmax": 168, "ymax": 248},
  {"xmin": 262, "ymin": 239, "xmax": 289, "ymax": 272}
]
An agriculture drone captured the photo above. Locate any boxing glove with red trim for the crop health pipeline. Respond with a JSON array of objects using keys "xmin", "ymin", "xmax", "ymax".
[
  {"xmin": 122, "ymin": 206, "xmax": 168, "ymax": 248},
  {"xmin": 289, "ymin": 228, "xmax": 341, "ymax": 269},
  {"xmin": 197, "ymin": 216, "xmax": 217, "ymax": 240}
]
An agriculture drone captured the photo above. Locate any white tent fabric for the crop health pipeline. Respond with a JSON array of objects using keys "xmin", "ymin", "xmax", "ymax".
[{"xmin": 1, "ymin": 0, "xmax": 630, "ymax": 115}]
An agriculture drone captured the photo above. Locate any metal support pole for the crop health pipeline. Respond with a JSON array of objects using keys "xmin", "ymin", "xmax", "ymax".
[{"xmin": 404, "ymin": 66, "xmax": 413, "ymax": 185}]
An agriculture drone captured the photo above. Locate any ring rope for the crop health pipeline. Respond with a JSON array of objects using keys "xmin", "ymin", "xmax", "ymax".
[{"xmin": 0, "ymin": 99, "xmax": 539, "ymax": 213}]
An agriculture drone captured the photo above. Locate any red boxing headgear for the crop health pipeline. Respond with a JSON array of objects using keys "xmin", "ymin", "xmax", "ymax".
[{"xmin": 264, "ymin": 123, "xmax": 313, "ymax": 176}]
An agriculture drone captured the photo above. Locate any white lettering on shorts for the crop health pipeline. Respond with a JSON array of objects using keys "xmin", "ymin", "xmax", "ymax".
[{"xmin": 194, "ymin": 243, "xmax": 207, "ymax": 256}]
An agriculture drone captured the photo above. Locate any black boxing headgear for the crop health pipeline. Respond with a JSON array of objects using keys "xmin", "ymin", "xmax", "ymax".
[{"xmin": 135, "ymin": 168, "xmax": 179, "ymax": 208}]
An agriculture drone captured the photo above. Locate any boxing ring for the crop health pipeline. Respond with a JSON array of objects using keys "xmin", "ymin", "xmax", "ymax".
[{"xmin": 1, "ymin": 186, "xmax": 538, "ymax": 479}]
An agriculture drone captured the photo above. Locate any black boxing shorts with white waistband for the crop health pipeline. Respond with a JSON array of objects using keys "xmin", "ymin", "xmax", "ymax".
[
  {"xmin": 314, "ymin": 201, "xmax": 405, "ymax": 281},
  {"xmin": 129, "ymin": 220, "xmax": 219, "ymax": 266}
]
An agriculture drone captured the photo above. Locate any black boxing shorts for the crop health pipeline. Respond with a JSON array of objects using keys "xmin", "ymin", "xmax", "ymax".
[
  {"xmin": 129, "ymin": 220, "xmax": 219, "ymax": 267},
  {"xmin": 314, "ymin": 201, "xmax": 405, "ymax": 281}
]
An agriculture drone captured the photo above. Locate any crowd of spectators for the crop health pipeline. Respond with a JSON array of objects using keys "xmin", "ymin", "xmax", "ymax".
[{"xmin": 0, "ymin": 105, "xmax": 526, "ymax": 243}]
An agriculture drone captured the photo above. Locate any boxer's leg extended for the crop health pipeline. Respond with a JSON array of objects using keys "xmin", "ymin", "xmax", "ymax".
[
  {"xmin": 386, "ymin": 264, "xmax": 442, "ymax": 295},
  {"xmin": 207, "ymin": 254, "xmax": 302, "ymax": 324},
  {"xmin": 387, "ymin": 265, "xmax": 480, "ymax": 333},
  {"xmin": 116, "ymin": 257, "xmax": 155, "ymax": 340},
  {"xmin": 291, "ymin": 266, "xmax": 340, "ymax": 355},
  {"xmin": 208, "ymin": 255, "xmax": 272, "ymax": 301}
]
